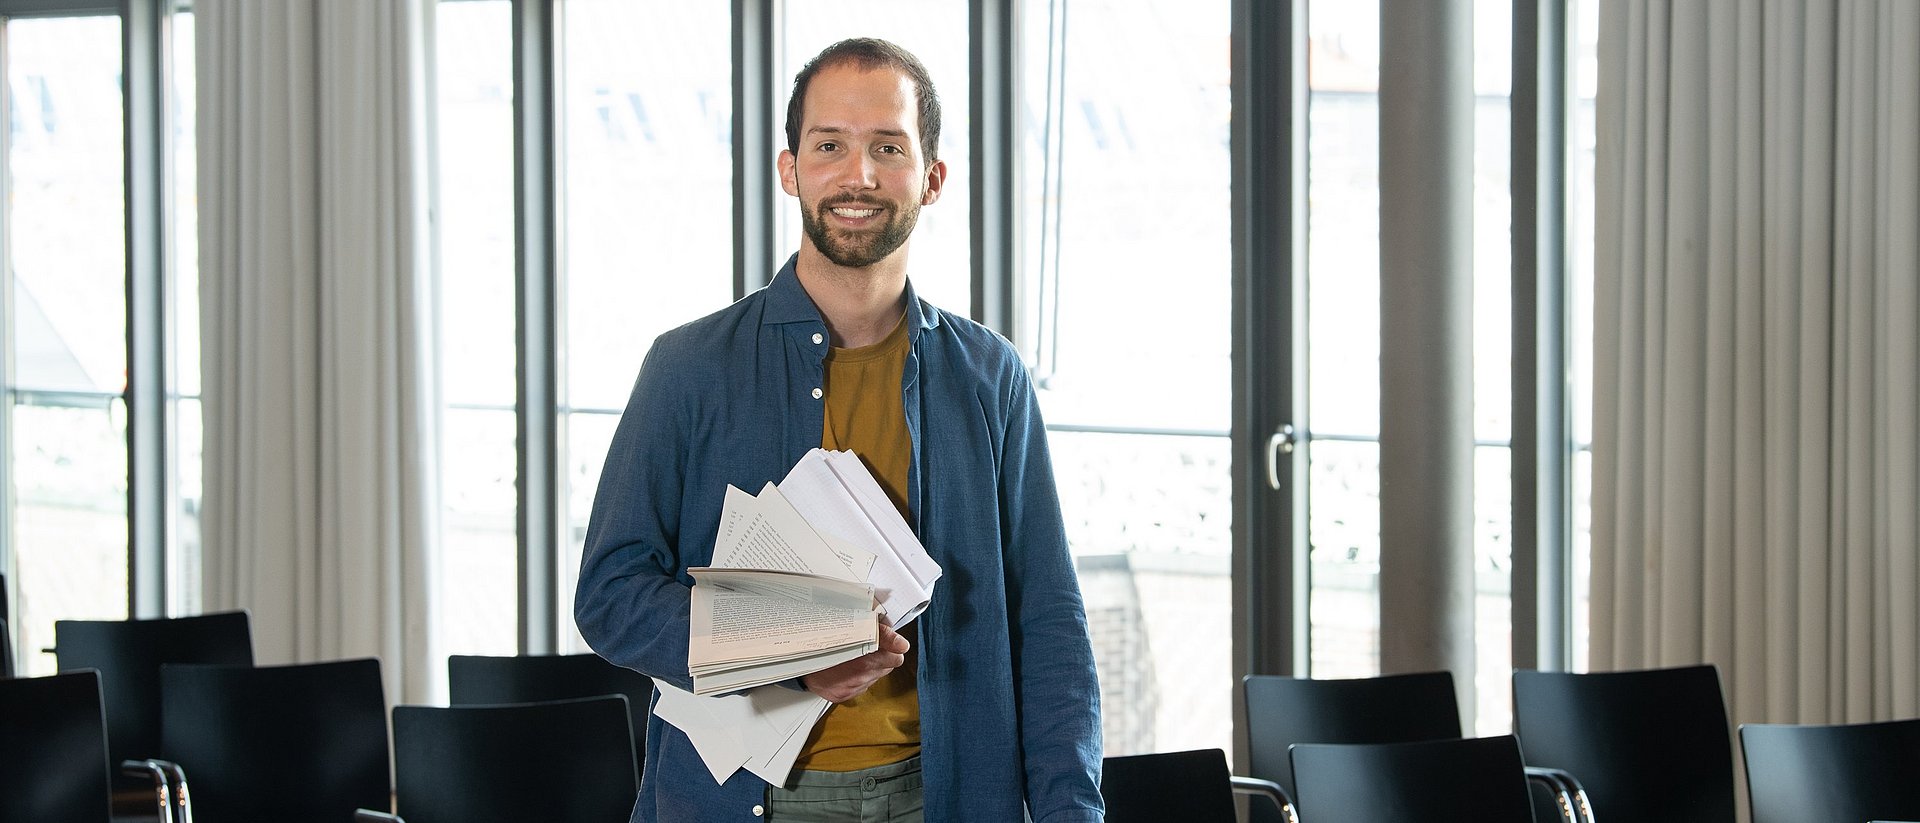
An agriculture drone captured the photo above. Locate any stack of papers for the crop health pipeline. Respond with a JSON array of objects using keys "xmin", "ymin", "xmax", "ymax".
[{"xmin": 659, "ymin": 449, "xmax": 942, "ymax": 785}]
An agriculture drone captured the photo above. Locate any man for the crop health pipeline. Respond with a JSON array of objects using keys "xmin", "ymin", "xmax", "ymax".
[{"xmin": 574, "ymin": 38, "xmax": 1104, "ymax": 823}]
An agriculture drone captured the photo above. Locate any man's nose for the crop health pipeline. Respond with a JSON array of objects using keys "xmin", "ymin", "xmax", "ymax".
[{"xmin": 836, "ymin": 152, "xmax": 878, "ymax": 190}]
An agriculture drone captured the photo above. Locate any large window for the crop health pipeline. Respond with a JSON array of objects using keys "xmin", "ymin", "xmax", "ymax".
[
  {"xmin": 1019, "ymin": 0, "xmax": 1234, "ymax": 756},
  {"xmin": 5, "ymin": 13, "xmax": 129, "ymax": 675},
  {"xmin": 0, "ymin": 2, "xmax": 1596, "ymax": 732}
]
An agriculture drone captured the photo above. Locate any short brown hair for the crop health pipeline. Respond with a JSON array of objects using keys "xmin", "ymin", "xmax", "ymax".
[{"xmin": 784, "ymin": 38, "xmax": 941, "ymax": 167}]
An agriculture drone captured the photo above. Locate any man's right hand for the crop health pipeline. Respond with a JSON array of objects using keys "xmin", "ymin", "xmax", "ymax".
[{"xmin": 801, "ymin": 623, "xmax": 910, "ymax": 703}]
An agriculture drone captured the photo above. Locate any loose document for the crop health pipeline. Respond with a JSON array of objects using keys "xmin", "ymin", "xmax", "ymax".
[{"xmin": 651, "ymin": 449, "xmax": 943, "ymax": 785}]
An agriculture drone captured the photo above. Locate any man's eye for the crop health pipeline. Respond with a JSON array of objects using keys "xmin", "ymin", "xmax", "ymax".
[
  {"xmin": 878, "ymin": 145, "xmax": 902, "ymax": 154},
  {"xmin": 818, "ymin": 142, "xmax": 839, "ymax": 152}
]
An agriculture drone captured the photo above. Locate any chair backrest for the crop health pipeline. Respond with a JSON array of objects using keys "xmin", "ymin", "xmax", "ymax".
[
  {"xmin": 1740, "ymin": 717, "xmax": 1920, "ymax": 823},
  {"xmin": 159, "ymin": 657, "xmax": 390, "ymax": 823},
  {"xmin": 1512, "ymin": 664, "xmax": 1735, "ymax": 823},
  {"xmin": 1, "ymin": 571, "xmax": 11, "ymax": 677},
  {"xmin": 0, "ymin": 670, "xmax": 113, "ymax": 823},
  {"xmin": 53, "ymin": 611, "xmax": 253, "ymax": 769},
  {"xmin": 1100, "ymin": 748, "xmax": 1236, "ymax": 823},
  {"xmin": 1, "ymin": 617, "xmax": 14, "ymax": 679},
  {"xmin": 1242, "ymin": 671, "xmax": 1461, "ymax": 802},
  {"xmin": 448, "ymin": 653, "xmax": 653, "ymax": 785},
  {"xmin": 1291, "ymin": 735, "xmax": 1536, "ymax": 823},
  {"xmin": 392, "ymin": 696, "xmax": 639, "ymax": 823}
]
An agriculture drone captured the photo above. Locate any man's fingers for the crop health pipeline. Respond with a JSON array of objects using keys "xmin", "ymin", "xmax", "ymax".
[{"xmin": 878, "ymin": 625, "xmax": 911, "ymax": 655}]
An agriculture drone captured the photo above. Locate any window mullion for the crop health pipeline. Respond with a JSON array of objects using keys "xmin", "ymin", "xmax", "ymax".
[
  {"xmin": 125, "ymin": 0, "xmax": 168, "ymax": 618},
  {"xmin": 513, "ymin": 0, "xmax": 559, "ymax": 655}
]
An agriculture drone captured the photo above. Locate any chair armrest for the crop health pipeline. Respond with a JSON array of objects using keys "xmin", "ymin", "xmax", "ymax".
[
  {"xmin": 355, "ymin": 810, "xmax": 406, "ymax": 823},
  {"xmin": 120, "ymin": 759, "xmax": 178, "ymax": 823},
  {"xmin": 1523, "ymin": 766, "xmax": 1595, "ymax": 823},
  {"xmin": 1230, "ymin": 775, "xmax": 1299, "ymax": 823}
]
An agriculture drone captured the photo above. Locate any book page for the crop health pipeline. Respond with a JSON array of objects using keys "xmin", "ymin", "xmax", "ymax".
[
  {"xmin": 711, "ymin": 482, "xmax": 860, "ymax": 582},
  {"xmin": 781, "ymin": 449, "xmax": 942, "ymax": 626},
  {"xmin": 687, "ymin": 568, "xmax": 875, "ymax": 667}
]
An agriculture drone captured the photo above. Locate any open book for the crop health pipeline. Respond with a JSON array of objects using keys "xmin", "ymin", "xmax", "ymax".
[
  {"xmin": 685, "ymin": 449, "xmax": 942, "ymax": 696},
  {"xmin": 686, "ymin": 567, "xmax": 878, "ymax": 694},
  {"xmin": 669, "ymin": 449, "xmax": 943, "ymax": 783}
]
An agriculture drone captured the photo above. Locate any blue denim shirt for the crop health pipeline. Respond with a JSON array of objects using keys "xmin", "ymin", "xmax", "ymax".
[{"xmin": 575, "ymin": 256, "xmax": 1104, "ymax": 823}]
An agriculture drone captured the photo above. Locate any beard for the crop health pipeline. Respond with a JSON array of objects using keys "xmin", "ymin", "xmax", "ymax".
[{"xmin": 801, "ymin": 192, "xmax": 923, "ymax": 268}]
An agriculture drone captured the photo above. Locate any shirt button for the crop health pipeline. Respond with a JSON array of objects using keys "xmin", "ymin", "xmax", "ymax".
[
  {"xmin": 811, "ymin": 332, "xmax": 824, "ymax": 345},
  {"xmin": 811, "ymin": 387, "xmax": 823, "ymax": 400},
  {"xmin": 752, "ymin": 804, "xmax": 765, "ymax": 816}
]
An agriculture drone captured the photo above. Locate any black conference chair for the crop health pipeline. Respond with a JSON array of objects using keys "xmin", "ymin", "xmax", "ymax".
[
  {"xmin": 53, "ymin": 610, "xmax": 254, "ymax": 809},
  {"xmin": 1101, "ymin": 748, "xmax": 1288, "ymax": 823},
  {"xmin": 372, "ymin": 696, "xmax": 639, "ymax": 823},
  {"xmin": 160, "ymin": 658, "xmax": 390, "ymax": 823},
  {"xmin": 1244, "ymin": 671, "xmax": 1587, "ymax": 823},
  {"xmin": 0, "ymin": 670, "xmax": 116, "ymax": 823},
  {"xmin": 1, "ymin": 571, "xmax": 12, "ymax": 677},
  {"xmin": 448, "ymin": 653, "xmax": 652, "ymax": 786},
  {"xmin": 1513, "ymin": 664, "xmax": 1735, "ymax": 823},
  {"xmin": 1292, "ymin": 735, "xmax": 1539, "ymax": 823},
  {"xmin": 0, "ymin": 670, "xmax": 187, "ymax": 823},
  {"xmin": 1740, "ymin": 717, "xmax": 1920, "ymax": 823}
]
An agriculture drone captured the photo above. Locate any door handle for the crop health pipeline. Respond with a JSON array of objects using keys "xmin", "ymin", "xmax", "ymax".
[{"xmin": 1266, "ymin": 424, "xmax": 1297, "ymax": 490}]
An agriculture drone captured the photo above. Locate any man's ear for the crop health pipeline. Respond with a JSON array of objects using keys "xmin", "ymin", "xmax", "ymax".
[
  {"xmin": 920, "ymin": 159, "xmax": 948, "ymax": 205},
  {"xmin": 778, "ymin": 149, "xmax": 800, "ymax": 197}
]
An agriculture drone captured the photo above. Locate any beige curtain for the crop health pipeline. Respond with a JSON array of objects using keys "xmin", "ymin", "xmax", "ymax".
[
  {"xmin": 1593, "ymin": 0, "xmax": 1918, "ymax": 727},
  {"xmin": 197, "ymin": 0, "xmax": 441, "ymax": 705}
]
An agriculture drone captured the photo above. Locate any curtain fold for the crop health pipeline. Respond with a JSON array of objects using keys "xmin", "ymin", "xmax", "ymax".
[
  {"xmin": 1595, "ymin": 0, "xmax": 1919, "ymax": 727},
  {"xmin": 197, "ymin": 0, "xmax": 439, "ymax": 705}
]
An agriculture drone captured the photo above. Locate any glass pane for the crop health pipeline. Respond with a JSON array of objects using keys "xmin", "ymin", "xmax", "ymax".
[
  {"xmin": 1307, "ymin": 0, "xmax": 1378, "ymax": 93},
  {"xmin": 170, "ymin": 397, "xmax": 203, "ymax": 616},
  {"xmin": 1018, "ymin": 0, "xmax": 1232, "ymax": 433},
  {"xmin": 1474, "ymin": 444, "xmax": 1512, "ymax": 735},
  {"xmin": 441, "ymin": 408, "xmax": 518, "ymax": 656},
  {"xmin": 778, "ymin": 0, "xmax": 970, "ymax": 316},
  {"xmin": 562, "ymin": 0, "xmax": 733, "ymax": 413},
  {"xmin": 1570, "ymin": 0, "xmax": 1599, "ymax": 671},
  {"xmin": 6, "ymin": 15, "xmax": 128, "ymax": 678},
  {"xmin": 1472, "ymin": 0, "xmax": 1514, "ymax": 735},
  {"xmin": 12, "ymin": 401, "xmax": 130, "ymax": 676},
  {"xmin": 1304, "ymin": 91, "xmax": 1380, "ymax": 437},
  {"xmin": 1016, "ymin": 0, "xmax": 1234, "ymax": 759},
  {"xmin": 170, "ymin": 10, "xmax": 204, "ymax": 616},
  {"xmin": 435, "ymin": 0, "xmax": 517, "ymax": 657},
  {"xmin": 7, "ymin": 16, "xmax": 126, "ymax": 394},
  {"xmin": 439, "ymin": 0, "xmax": 517, "ymax": 409},
  {"xmin": 1307, "ymin": 439, "xmax": 1379, "ymax": 678},
  {"xmin": 1305, "ymin": 0, "xmax": 1382, "ymax": 685},
  {"xmin": 559, "ymin": 409, "xmax": 619, "ymax": 654},
  {"xmin": 558, "ymin": 0, "xmax": 733, "ymax": 642},
  {"xmin": 1474, "ymin": 95, "xmax": 1512, "ymax": 443},
  {"xmin": 173, "ymin": 11, "xmax": 201, "ymax": 400},
  {"xmin": 1051, "ymin": 430, "xmax": 1231, "ymax": 756}
]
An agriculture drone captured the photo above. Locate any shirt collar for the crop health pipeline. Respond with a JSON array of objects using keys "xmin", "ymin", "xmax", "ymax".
[{"xmin": 762, "ymin": 252, "xmax": 944, "ymax": 335}]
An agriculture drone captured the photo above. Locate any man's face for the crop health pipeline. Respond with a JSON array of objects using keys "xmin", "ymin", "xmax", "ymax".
[{"xmin": 779, "ymin": 63, "xmax": 945, "ymax": 269}]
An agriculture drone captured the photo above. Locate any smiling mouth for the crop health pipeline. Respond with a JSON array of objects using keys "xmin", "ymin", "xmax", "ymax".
[{"xmin": 829, "ymin": 206, "xmax": 882, "ymax": 219}]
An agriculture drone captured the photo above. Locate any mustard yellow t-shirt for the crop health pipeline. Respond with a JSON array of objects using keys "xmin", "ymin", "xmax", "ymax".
[{"xmin": 794, "ymin": 313, "xmax": 920, "ymax": 771}]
